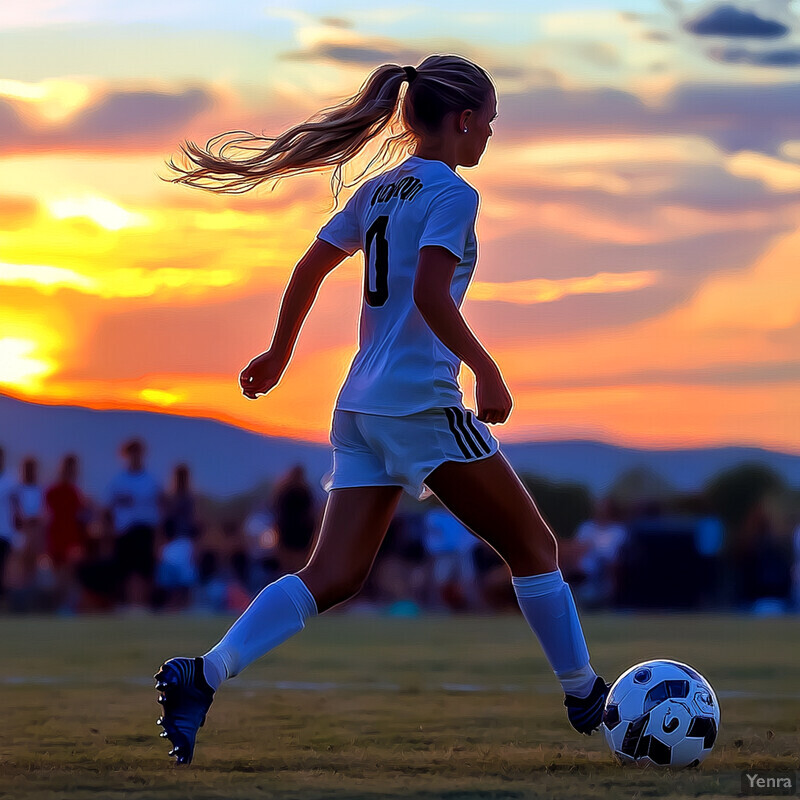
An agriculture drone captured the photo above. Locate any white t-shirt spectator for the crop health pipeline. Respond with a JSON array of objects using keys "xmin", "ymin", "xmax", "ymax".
[{"xmin": 106, "ymin": 469, "xmax": 161, "ymax": 533}]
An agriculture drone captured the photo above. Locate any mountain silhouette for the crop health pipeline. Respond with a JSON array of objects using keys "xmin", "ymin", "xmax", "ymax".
[{"xmin": 1, "ymin": 393, "xmax": 798, "ymax": 500}]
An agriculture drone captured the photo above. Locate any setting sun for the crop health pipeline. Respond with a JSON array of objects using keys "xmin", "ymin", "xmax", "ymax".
[{"xmin": 0, "ymin": 337, "xmax": 55, "ymax": 390}]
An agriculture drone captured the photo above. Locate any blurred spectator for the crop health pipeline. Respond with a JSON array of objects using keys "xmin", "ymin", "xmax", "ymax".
[
  {"xmin": 218, "ymin": 518, "xmax": 252, "ymax": 610},
  {"xmin": 227, "ymin": 550, "xmax": 251, "ymax": 612},
  {"xmin": 737, "ymin": 504, "xmax": 792, "ymax": 613},
  {"xmin": 273, "ymin": 465, "xmax": 317, "ymax": 573},
  {"xmin": 366, "ymin": 515, "xmax": 426, "ymax": 614},
  {"xmin": 422, "ymin": 506, "xmax": 479, "ymax": 611},
  {"xmin": 14, "ymin": 457, "xmax": 45, "ymax": 605},
  {"xmin": 106, "ymin": 438, "xmax": 163, "ymax": 610},
  {"xmin": 192, "ymin": 551, "xmax": 228, "ymax": 614},
  {"xmin": 45, "ymin": 454, "xmax": 90, "ymax": 613},
  {"xmin": 76, "ymin": 509, "xmax": 118, "ymax": 612},
  {"xmin": 243, "ymin": 504, "xmax": 280, "ymax": 592},
  {"xmin": 473, "ymin": 542, "xmax": 515, "ymax": 611},
  {"xmin": 155, "ymin": 465, "xmax": 199, "ymax": 611},
  {"xmin": 573, "ymin": 497, "xmax": 626, "ymax": 608},
  {"xmin": 792, "ymin": 518, "xmax": 800, "ymax": 613},
  {"xmin": 162, "ymin": 464, "xmax": 198, "ymax": 540},
  {"xmin": 0, "ymin": 447, "xmax": 16, "ymax": 609}
]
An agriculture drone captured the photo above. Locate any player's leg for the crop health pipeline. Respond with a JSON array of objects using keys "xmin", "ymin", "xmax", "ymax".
[
  {"xmin": 425, "ymin": 451, "xmax": 557, "ymax": 575},
  {"xmin": 424, "ymin": 451, "xmax": 609, "ymax": 733},
  {"xmin": 155, "ymin": 485, "xmax": 401, "ymax": 764},
  {"xmin": 202, "ymin": 484, "xmax": 402, "ymax": 687}
]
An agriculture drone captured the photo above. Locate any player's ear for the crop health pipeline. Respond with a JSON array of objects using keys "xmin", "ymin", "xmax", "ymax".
[{"xmin": 458, "ymin": 109, "xmax": 472, "ymax": 132}]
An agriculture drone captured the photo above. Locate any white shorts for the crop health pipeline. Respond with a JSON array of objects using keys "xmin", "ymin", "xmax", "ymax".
[{"xmin": 327, "ymin": 405, "xmax": 500, "ymax": 500}]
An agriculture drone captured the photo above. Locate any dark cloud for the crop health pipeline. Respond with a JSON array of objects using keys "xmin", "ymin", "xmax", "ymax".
[
  {"xmin": 500, "ymin": 85, "xmax": 651, "ymax": 136},
  {"xmin": 642, "ymin": 30, "xmax": 673, "ymax": 43},
  {"xmin": 490, "ymin": 162, "xmax": 800, "ymax": 218},
  {"xmin": 668, "ymin": 81, "xmax": 800, "ymax": 152},
  {"xmin": 279, "ymin": 39, "xmax": 527, "ymax": 83},
  {"xmin": 499, "ymin": 81, "xmax": 800, "ymax": 156},
  {"xmin": 69, "ymin": 88, "xmax": 213, "ymax": 144},
  {"xmin": 0, "ymin": 87, "xmax": 214, "ymax": 154},
  {"xmin": 282, "ymin": 42, "xmax": 422, "ymax": 66},
  {"xmin": 708, "ymin": 44, "xmax": 800, "ymax": 66},
  {"xmin": 319, "ymin": 16, "xmax": 353, "ymax": 29},
  {"xmin": 517, "ymin": 360, "xmax": 800, "ymax": 391},
  {"xmin": 0, "ymin": 99, "xmax": 28, "ymax": 140},
  {"xmin": 682, "ymin": 4, "xmax": 789, "ymax": 38}
]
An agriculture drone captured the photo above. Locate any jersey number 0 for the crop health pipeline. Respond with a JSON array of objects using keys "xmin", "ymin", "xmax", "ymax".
[{"xmin": 365, "ymin": 215, "xmax": 389, "ymax": 307}]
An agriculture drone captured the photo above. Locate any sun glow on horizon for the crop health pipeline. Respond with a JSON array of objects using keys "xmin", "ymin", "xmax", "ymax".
[
  {"xmin": 0, "ymin": 337, "xmax": 56, "ymax": 391},
  {"xmin": 139, "ymin": 388, "xmax": 184, "ymax": 406}
]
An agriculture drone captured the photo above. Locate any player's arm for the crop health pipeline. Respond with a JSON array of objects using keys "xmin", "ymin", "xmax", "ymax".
[
  {"xmin": 239, "ymin": 239, "xmax": 350, "ymax": 399},
  {"xmin": 413, "ymin": 245, "xmax": 512, "ymax": 424}
]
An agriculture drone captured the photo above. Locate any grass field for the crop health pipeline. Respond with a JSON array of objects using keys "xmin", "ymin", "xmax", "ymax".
[{"xmin": 0, "ymin": 612, "xmax": 797, "ymax": 799}]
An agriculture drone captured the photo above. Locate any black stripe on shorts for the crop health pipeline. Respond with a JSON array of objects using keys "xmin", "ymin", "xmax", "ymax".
[
  {"xmin": 452, "ymin": 407, "xmax": 487, "ymax": 457},
  {"xmin": 444, "ymin": 407, "xmax": 473, "ymax": 459},
  {"xmin": 463, "ymin": 409, "xmax": 491, "ymax": 455}
]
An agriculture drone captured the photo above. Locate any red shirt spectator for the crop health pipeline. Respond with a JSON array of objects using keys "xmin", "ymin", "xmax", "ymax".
[{"xmin": 45, "ymin": 455, "xmax": 88, "ymax": 566}]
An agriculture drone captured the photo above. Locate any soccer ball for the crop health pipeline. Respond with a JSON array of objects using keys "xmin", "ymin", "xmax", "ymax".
[{"xmin": 602, "ymin": 659, "xmax": 720, "ymax": 768}]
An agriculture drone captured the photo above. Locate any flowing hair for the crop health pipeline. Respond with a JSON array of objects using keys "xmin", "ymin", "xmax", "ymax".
[{"xmin": 165, "ymin": 54, "xmax": 494, "ymax": 202}]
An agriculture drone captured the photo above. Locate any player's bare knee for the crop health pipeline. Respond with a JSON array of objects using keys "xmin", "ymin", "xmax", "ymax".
[
  {"xmin": 506, "ymin": 529, "xmax": 558, "ymax": 576},
  {"xmin": 301, "ymin": 568, "xmax": 367, "ymax": 613}
]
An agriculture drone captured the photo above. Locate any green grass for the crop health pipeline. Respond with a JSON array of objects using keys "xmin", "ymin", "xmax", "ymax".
[{"xmin": 0, "ymin": 613, "xmax": 797, "ymax": 799}]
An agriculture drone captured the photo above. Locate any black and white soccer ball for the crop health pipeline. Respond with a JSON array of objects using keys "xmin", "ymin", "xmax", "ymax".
[{"xmin": 602, "ymin": 659, "xmax": 720, "ymax": 768}]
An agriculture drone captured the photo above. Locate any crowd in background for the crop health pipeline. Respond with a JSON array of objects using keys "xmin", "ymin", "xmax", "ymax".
[{"xmin": 0, "ymin": 439, "xmax": 798, "ymax": 616}]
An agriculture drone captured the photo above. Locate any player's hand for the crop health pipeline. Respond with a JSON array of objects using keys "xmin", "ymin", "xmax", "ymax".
[
  {"xmin": 239, "ymin": 349, "xmax": 287, "ymax": 399},
  {"xmin": 475, "ymin": 361, "xmax": 513, "ymax": 424}
]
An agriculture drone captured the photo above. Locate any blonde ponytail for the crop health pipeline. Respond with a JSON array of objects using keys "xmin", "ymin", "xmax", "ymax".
[
  {"xmin": 166, "ymin": 64, "xmax": 412, "ymax": 199},
  {"xmin": 166, "ymin": 55, "xmax": 493, "ymax": 200}
]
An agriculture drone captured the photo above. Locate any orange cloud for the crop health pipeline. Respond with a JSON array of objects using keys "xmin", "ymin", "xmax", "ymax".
[{"xmin": 470, "ymin": 269, "xmax": 659, "ymax": 304}]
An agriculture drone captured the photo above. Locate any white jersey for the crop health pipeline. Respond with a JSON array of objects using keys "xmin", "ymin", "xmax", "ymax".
[{"xmin": 317, "ymin": 155, "xmax": 480, "ymax": 415}]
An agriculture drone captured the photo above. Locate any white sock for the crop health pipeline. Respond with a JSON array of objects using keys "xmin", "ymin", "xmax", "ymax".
[
  {"xmin": 202, "ymin": 574, "xmax": 318, "ymax": 691},
  {"xmin": 512, "ymin": 569, "xmax": 598, "ymax": 698}
]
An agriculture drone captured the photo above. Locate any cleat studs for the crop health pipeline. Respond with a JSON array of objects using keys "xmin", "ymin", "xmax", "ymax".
[
  {"xmin": 155, "ymin": 681, "xmax": 167, "ymax": 690},
  {"xmin": 160, "ymin": 731, "xmax": 169, "ymax": 738},
  {"xmin": 156, "ymin": 717, "xmax": 164, "ymax": 725},
  {"xmin": 157, "ymin": 695, "xmax": 166, "ymax": 705}
]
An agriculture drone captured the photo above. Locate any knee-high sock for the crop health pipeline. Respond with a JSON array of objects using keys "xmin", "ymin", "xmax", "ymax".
[
  {"xmin": 202, "ymin": 574, "xmax": 318, "ymax": 691},
  {"xmin": 512, "ymin": 569, "xmax": 597, "ymax": 697}
]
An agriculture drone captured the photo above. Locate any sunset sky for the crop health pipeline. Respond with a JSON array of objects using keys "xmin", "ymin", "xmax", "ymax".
[{"xmin": 2, "ymin": 0, "xmax": 800, "ymax": 452}]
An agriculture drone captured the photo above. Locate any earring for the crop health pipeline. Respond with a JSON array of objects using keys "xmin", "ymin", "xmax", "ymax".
[{"xmin": 463, "ymin": 128, "xmax": 468, "ymax": 133}]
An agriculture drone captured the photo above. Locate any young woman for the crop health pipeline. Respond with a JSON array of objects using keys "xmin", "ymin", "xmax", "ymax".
[{"xmin": 155, "ymin": 54, "xmax": 609, "ymax": 766}]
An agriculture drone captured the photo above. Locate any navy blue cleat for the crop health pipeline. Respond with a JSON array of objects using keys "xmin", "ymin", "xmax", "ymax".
[
  {"xmin": 154, "ymin": 656, "xmax": 214, "ymax": 765},
  {"xmin": 564, "ymin": 676, "xmax": 611, "ymax": 735}
]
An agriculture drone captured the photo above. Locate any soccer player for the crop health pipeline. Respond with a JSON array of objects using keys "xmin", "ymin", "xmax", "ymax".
[{"xmin": 155, "ymin": 54, "xmax": 609, "ymax": 765}]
